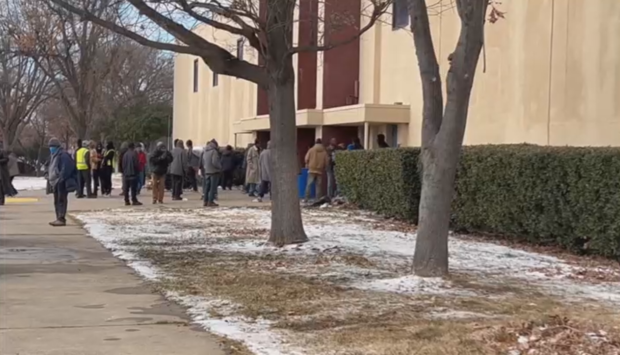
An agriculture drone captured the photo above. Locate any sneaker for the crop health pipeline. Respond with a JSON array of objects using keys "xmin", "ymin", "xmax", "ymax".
[
  {"xmin": 207, "ymin": 202, "xmax": 219, "ymax": 207},
  {"xmin": 132, "ymin": 201, "xmax": 143, "ymax": 206},
  {"xmin": 252, "ymin": 198, "xmax": 262, "ymax": 203},
  {"xmin": 76, "ymin": 195, "xmax": 85, "ymax": 199},
  {"xmin": 49, "ymin": 219, "xmax": 66, "ymax": 227}
]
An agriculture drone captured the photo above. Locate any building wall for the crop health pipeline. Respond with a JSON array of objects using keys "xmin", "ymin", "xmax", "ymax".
[{"xmin": 173, "ymin": 0, "xmax": 620, "ymax": 148}]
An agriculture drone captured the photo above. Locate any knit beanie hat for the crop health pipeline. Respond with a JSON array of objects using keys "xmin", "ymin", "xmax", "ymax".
[{"xmin": 48, "ymin": 138, "xmax": 61, "ymax": 147}]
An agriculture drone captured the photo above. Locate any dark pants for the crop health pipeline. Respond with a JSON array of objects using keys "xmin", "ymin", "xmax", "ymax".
[
  {"xmin": 123, "ymin": 175, "xmax": 138, "ymax": 203},
  {"xmin": 9, "ymin": 176, "xmax": 17, "ymax": 196},
  {"xmin": 92, "ymin": 169, "xmax": 101, "ymax": 195},
  {"xmin": 53, "ymin": 182, "xmax": 68, "ymax": 221},
  {"xmin": 221, "ymin": 170, "xmax": 234, "ymax": 190},
  {"xmin": 187, "ymin": 168, "xmax": 198, "ymax": 191},
  {"xmin": 258, "ymin": 180, "xmax": 270, "ymax": 198},
  {"xmin": 171, "ymin": 174, "xmax": 183, "ymax": 199},
  {"xmin": 100, "ymin": 167, "xmax": 112, "ymax": 194},
  {"xmin": 202, "ymin": 174, "xmax": 219, "ymax": 203},
  {"xmin": 0, "ymin": 182, "xmax": 5, "ymax": 205},
  {"xmin": 77, "ymin": 169, "xmax": 92, "ymax": 197}
]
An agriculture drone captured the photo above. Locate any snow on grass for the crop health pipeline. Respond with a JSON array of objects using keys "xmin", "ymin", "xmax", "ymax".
[
  {"xmin": 12, "ymin": 176, "xmax": 48, "ymax": 191},
  {"xmin": 75, "ymin": 207, "xmax": 620, "ymax": 354}
]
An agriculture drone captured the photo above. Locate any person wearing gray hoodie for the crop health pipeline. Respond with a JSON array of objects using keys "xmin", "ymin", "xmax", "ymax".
[{"xmin": 200, "ymin": 140, "xmax": 222, "ymax": 207}]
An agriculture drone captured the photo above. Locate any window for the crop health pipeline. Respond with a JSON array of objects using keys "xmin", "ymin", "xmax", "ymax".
[
  {"xmin": 392, "ymin": 0, "xmax": 409, "ymax": 29},
  {"xmin": 192, "ymin": 59, "xmax": 199, "ymax": 92},
  {"xmin": 236, "ymin": 38, "xmax": 245, "ymax": 61},
  {"xmin": 212, "ymin": 72, "xmax": 219, "ymax": 87}
]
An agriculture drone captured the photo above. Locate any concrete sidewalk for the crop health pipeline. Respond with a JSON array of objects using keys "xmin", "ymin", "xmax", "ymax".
[{"xmin": 0, "ymin": 189, "xmax": 240, "ymax": 355}]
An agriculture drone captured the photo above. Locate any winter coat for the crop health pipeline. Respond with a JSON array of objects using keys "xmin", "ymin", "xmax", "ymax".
[
  {"xmin": 220, "ymin": 150, "xmax": 235, "ymax": 172},
  {"xmin": 47, "ymin": 148, "xmax": 77, "ymax": 192},
  {"xmin": 0, "ymin": 149, "xmax": 11, "ymax": 194},
  {"xmin": 259, "ymin": 147, "xmax": 272, "ymax": 182},
  {"xmin": 187, "ymin": 148, "xmax": 200, "ymax": 169},
  {"xmin": 102, "ymin": 149, "xmax": 116, "ymax": 172},
  {"xmin": 90, "ymin": 149, "xmax": 102, "ymax": 170},
  {"xmin": 8, "ymin": 153, "xmax": 19, "ymax": 177},
  {"xmin": 305, "ymin": 143, "xmax": 329, "ymax": 175},
  {"xmin": 149, "ymin": 149, "xmax": 173, "ymax": 176},
  {"xmin": 200, "ymin": 143, "xmax": 222, "ymax": 175},
  {"xmin": 245, "ymin": 145, "xmax": 260, "ymax": 184},
  {"xmin": 169, "ymin": 147, "xmax": 187, "ymax": 176},
  {"xmin": 121, "ymin": 149, "xmax": 140, "ymax": 177},
  {"xmin": 118, "ymin": 142, "xmax": 129, "ymax": 174},
  {"xmin": 137, "ymin": 151, "xmax": 147, "ymax": 172}
]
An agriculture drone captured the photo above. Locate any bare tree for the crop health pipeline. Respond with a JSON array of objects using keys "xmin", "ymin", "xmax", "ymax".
[
  {"xmin": 0, "ymin": 13, "xmax": 51, "ymax": 149},
  {"xmin": 410, "ymin": 0, "xmax": 504, "ymax": 277},
  {"xmin": 43, "ymin": 0, "xmax": 391, "ymax": 245},
  {"xmin": 11, "ymin": 0, "xmax": 124, "ymax": 139}
]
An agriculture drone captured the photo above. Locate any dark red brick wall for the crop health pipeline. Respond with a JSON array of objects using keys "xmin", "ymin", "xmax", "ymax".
[
  {"xmin": 257, "ymin": 0, "xmax": 269, "ymax": 115},
  {"xmin": 297, "ymin": 0, "xmax": 318, "ymax": 110},
  {"xmin": 322, "ymin": 0, "xmax": 361, "ymax": 109}
]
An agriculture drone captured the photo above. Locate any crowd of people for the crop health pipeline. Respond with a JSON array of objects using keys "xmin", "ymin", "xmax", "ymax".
[{"xmin": 1, "ymin": 133, "xmax": 390, "ymax": 225}]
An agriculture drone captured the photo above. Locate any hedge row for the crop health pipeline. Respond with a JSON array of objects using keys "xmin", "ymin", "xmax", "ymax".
[{"xmin": 335, "ymin": 145, "xmax": 620, "ymax": 259}]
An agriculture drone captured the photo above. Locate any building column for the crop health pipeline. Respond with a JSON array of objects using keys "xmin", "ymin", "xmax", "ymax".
[{"xmin": 363, "ymin": 122, "xmax": 370, "ymax": 149}]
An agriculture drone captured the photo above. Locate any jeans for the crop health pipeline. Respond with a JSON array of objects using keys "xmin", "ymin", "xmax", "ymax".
[
  {"xmin": 247, "ymin": 183, "xmax": 257, "ymax": 196},
  {"xmin": 258, "ymin": 180, "xmax": 270, "ymax": 199},
  {"xmin": 202, "ymin": 174, "xmax": 219, "ymax": 203},
  {"xmin": 171, "ymin": 174, "xmax": 183, "ymax": 199},
  {"xmin": 305, "ymin": 173, "xmax": 323, "ymax": 200},
  {"xmin": 137, "ymin": 171, "xmax": 145, "ymax": 193},
  {"xmin": 53, "ymin": 182, "xmax": 68, "ymax": 221},
  {"xmin": 77, "ymin": 169, "xmax": 92, "ymax": 196},
  {"xmin": 92, "ymin": 169, "xmax": 101, "ymax": 195},
  {"xmin": 123, "ymin": 175, "xmax": 138, "ymax": 203},
  {"xmin": 326, "ymin": 168, "xmax": 336, "ymax": 198},
  {"xmin": 152, "ymin": 174, "xmax": 166, "ymax": 202}
]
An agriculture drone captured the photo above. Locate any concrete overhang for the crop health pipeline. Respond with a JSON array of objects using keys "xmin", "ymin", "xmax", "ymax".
[{"xmin": 323, "ymin": 104, "xmax": 410, "ymax": 125}]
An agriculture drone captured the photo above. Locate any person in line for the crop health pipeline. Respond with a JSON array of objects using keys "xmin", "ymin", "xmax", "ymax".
[
  {"xmin": 121, "ymin": 142, "xmax": 142, "ymax": 206},
  {"xmin": 101, "ymin": 141, "xmax": 115, "ymax": 196},
  {"xmin": 377, "ymin": 134, "xmax": 390, "ymax": 148},
  {"xmin": 186, "ymin": 140, "xmax": 200, "ymax": 192},
  {"xmin": 7, "ymin": 150, "xmax": 19, "ymax": 196},
  {"xmin": 304, "ymin": 138, "xmax": 329, "ymax": 203},
  {"xmin": 244, "ymin": 140, "xmax": 260, "ymax": 197},
  {"xmin": 0, "ymin": 145, "xmax": 11, "ymax": 205},
  {"xmin": 75, "ymin": 139, "xmax": 93, "ymax": 198},
  {"xmin": 347, "ymin": 137, "xmax": 364, "ymax": 151},
  {"xmin": 89, "ymin": 141, "xmax": 103, "ymax": 197},
  {"xmin": 136, "ymin": 143, "xmax": 147, "ymax": 195},
  {"xmin": 117, "ymin": 141, "xmax": 129, "ymax": 196},
  {"xmin": 200, "ymin": 139, "xmax": 221, "ymax": 207},
  {"xmin": 254, "ymin": 141, "xmax": 272, "ymax": 203},
  {"xmin": 149, "ymin": 142, "xmax": 173, "ymax": 204},
  {"xmin": 47, "ymin": 138, "xmax": 77, "ymax": 226},
  {"xmin": 326, "ymin": 138, "xmax": 342, "ymax": 199},
  {"xmin": 170, "ymin": 139, "xmax": 187, "ymax": 200},
  {"xmin": 220, "ymin": 145, "xmax": 235, "ymax": 190}
]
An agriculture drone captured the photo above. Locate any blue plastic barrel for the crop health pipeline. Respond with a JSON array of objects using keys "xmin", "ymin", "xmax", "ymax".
[{"xmin": 298, "ymin": 168, "xmax": 316, "ymax": 199}]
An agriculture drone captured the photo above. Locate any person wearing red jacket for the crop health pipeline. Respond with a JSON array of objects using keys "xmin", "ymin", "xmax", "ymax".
[{"xmin": 136, "ymin": 143, "xmax": 147, "ymax": 194}]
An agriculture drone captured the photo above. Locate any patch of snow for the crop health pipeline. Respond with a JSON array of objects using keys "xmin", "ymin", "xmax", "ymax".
[
  {"xmin": 12, "ymin": 176, "xmax": 48, "ymax": 191},
  {"xmin": 353, "ymin": 275, "xmax": 453, "ymax": 295}
]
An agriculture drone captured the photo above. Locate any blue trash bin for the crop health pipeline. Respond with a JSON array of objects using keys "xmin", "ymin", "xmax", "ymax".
[{"xmin": 298, "ymin": 168, "xmax": 316, "ymax": 199}]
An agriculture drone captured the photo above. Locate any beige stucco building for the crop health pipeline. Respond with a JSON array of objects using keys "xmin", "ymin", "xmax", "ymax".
[{"xmin": 173, "ymin": 0, "xmax": 620, "ymax": 151}]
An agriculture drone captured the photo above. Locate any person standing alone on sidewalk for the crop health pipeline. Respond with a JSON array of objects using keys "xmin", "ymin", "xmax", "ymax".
[
  {"xmin": 75, "ymin": 139, "xmax": 93, "ymax": 198},
  {"xmin": 149, "ymin": 142, "xmax": 173, "ymax": 204},
  {"xmin": 186, "ymin": 140, "xmax": 200, "ymax": 192},
  {"xmin": 170, "ymin": 139, "xmax": 187, "ymax": 200},
  {"xmin": 200, "ymin": 139, "xmax": 221, "ymax": 207},
  {"xmin": 47, "ymin": 138, "xmax": 77, "ymax": 226},
  {"xmin": 304, "ymin": 138, "xmax": 329, "ymax": 203},
  {"xmin": 121, "ymin": 142, "xmax": 142, "ymax": 206}
]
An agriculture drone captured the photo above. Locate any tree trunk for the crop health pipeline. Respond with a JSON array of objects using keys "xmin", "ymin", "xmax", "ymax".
[
  {"xmin": 412, "ymin": 0, "xmax": 488, "ymax": 277},
  {"xmin": 266, "ymin": 71, "xmax": 309, "ymax": 246}
]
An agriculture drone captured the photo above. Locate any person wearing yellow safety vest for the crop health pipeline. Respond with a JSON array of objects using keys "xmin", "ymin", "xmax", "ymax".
[
  {"xmin": 101, "ymin": 141, "xmax": 116, "ymax": 196},
  {"xmin": 75, "ymin": 139, "xmax": 94, "ymax": 198}
]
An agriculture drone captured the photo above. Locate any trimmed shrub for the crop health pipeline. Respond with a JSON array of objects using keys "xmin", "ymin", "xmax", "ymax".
[{"xmin": 336, "ymin": 145, "xmax": 620, "ymax": 259}]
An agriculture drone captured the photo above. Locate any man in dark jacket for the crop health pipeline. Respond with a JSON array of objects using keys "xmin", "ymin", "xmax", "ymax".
[
  {"xmin": 220, "ymin": 145, "xmax": 235, "ymax": 190},
  {"xmin": 186, "ymin": 139, "xmax": 200, "ymax": 192},
  {"xmin": 0, "ymin": 144, "xmax": 12, "ymax": 205},
  {"xmin": 149, "ymin": 142, "xmax": 173, "ymax": 204},
  {"xmin": 169, "ymin": 140, "xmax": 187, "ymax": 200},
  {"xmin": 200, "ymin": 139, "xmax": 221, "ymax": 207},
  {"xmin": 47, "ymin": 138, "xmax": 77, "ymax": 226},
  {"xmin": 121, "ymin": 142, "xmax": 142, "ymax": 206}
]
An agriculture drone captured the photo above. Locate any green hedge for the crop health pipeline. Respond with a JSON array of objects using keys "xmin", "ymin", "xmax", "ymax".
[{"xmin": 335, "ymin": 145, "xmax": 620, "ymax": 259}]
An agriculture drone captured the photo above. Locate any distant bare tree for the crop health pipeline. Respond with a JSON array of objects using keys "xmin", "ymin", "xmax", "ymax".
[
  {"xmin": 10, "ymin": 0, "xmax": 124, "ymax": 139},
  {"xmin": 0, "ymin": 9, "xmax": 51, "ymax": 149}
]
